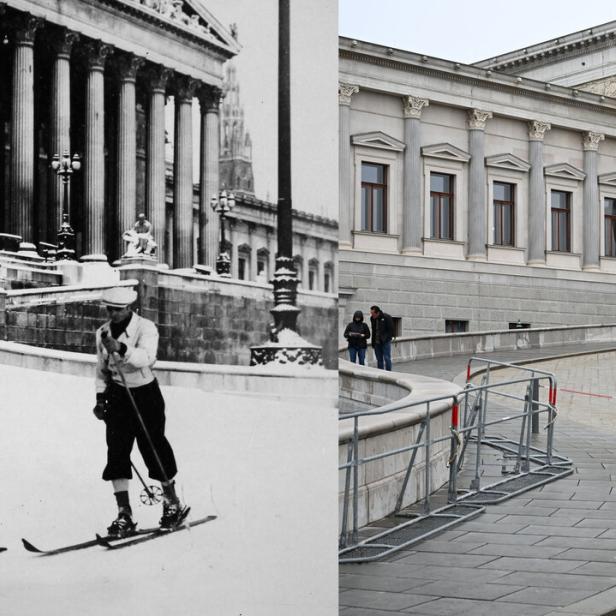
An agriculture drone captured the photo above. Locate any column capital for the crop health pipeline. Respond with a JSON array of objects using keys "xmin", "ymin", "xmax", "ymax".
[
  {"xmin": 13, "ymin": 14, "xmax": 42, "ymax": 46},
  {"xmin": 147, "ymin": 65, "xmax": 173, "ymax": 94},
  {"xmin": 197, "ymin": 85, "xmax": 223, "ymax": 112},
  {"xmin": 116, "ymin": 53, "xmax": 145, "ymax": 83},
  {"xmin": 174, "ymin": 75, "xmax": 199, "ymax": 103},
  {"xmin": 467, "ymin": 108, "xmax": 492, "ymax": 130},
  {"xmin": 339, "ymin": 82, "xmax": 359, "ymax": 106},
  {"xmin": 528, "ymin": 120, "xmax": 551, "ymax": 141},
  {"xmin": 583, "ymin": 131, "xmax": 605, "ymax": 151},
  {"xmin": 50, "ymin": 28, "xmax": 79, "ymax": 58},
  {"xmin": 85, "ymin": 41, "xmax": 113, "ymax": 71},
  {"xmin": 402, "ymin": 95, "xmax": 429, "ymax": 118}
]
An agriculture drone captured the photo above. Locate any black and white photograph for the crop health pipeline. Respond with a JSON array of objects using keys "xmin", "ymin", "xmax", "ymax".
[{"xmin": 0, "ymin": 1, "xmax": 338, "ymax": 614}]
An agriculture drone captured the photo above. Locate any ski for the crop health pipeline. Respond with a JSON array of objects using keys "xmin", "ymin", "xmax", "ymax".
[
  {"xmin": 96, "ymin": 515, "xmax": 216, "ymax": 550},
  {"xmin": 22, "ymin": 526, "xmax": 159, "ymax": 556}
]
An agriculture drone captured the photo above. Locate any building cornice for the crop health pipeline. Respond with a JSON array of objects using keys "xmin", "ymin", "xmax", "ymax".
[{"xmin": 339, "ymin": 38, "xmax": 616, "ymax": 117}]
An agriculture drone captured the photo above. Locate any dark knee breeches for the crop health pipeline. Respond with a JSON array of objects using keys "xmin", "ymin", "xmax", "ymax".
[{"xmin": 103, "ymin": 380, "xmax": 177, "ymax": 482}]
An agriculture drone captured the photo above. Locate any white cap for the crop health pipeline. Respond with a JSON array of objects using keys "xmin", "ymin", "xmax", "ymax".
[{"xmin": 101, "ymin": 286, "xmax": 137, "ymax": 308}]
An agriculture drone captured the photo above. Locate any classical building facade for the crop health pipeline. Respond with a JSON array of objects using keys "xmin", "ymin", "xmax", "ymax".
[
  {"xmin": 0, "ymin": 0, "xmax": 238, "ymax": 267},
  {"xmin": 339, "ymin": 24, "xmax": 616, "ymax": 338}
]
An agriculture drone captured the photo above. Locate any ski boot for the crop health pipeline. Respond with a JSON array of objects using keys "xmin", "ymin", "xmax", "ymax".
[
  {"xmin": 159, "ymin": 501, "xmax": 190, "ymax": 531},
  {"xmin": 107, "ymin": 510, "xmax": 137, "ymax": 538}
]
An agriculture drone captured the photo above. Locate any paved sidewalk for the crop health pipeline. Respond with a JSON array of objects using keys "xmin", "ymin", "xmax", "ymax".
[{"xmin": 340, "ymin": 343, "xmax": 616, "ymax": 616}]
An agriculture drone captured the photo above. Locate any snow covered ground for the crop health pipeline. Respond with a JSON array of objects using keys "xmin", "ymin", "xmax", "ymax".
[{"xmin": 0, "ymin": 363, "xmax": 338, "ymax": 616}]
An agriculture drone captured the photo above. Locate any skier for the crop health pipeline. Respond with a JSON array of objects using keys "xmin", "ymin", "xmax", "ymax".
[{"xmin": 93, "ymin": 286, "xmax": 187, "ymax": 537}]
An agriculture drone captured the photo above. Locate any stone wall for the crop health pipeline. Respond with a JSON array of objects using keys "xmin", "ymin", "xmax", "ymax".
[
  {"xmin": 340, "ymin": 252, "xmax": 616, "ymax": 342},
  {"xmin": 3, "ymin": 267, "xmax": 338, "ymax": 368}
]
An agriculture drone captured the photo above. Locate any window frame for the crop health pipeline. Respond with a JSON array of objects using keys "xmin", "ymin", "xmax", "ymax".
[
  {"xmin": 605, "ymin": 196, "xmax": 616, "ymax": 258},
  {"xmin": 550, "ymin": 189, "xmax": 571, "ymax": 253},
  {"xmin": 360, "ymin": 162, "xmax": 388, "ymax": 233},
  {"xmin": 430, "ymin": 172, "xmax": 455, "ymax": 241},
  {"xmin": 493, "ymin": 181, "xmax": 516, "ymax": 247}
]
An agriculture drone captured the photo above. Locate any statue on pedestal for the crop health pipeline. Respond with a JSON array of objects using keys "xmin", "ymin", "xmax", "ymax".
[{"xmin": 122, "ymin": 213, "xmax": 157, "ymax": 258}]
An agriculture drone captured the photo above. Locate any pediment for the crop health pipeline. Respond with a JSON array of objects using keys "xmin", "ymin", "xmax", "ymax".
[
  {"xmin": 133, "ymin": 0, "xmax": 240, "ymax": 51},
  {"xmin": 351, "ymin": 132, "xmax": 406, "ymax": 152},
  {"xmin": 421, "ymin": 143, "xmax": 471, "ymax": 163},
  {"xmin": 485, "ymin": 153, "xmax": 530, "ymax": 173},
  {"xmin": 599, "ymin": 172, "xmax": 616, "ymax": 186},
  {"xmin": 544, "ymin": 163, "xmax": 586, "ymax": 181}
]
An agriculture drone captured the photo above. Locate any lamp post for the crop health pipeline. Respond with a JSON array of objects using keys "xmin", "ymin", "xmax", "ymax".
[
  {"xmin": 210, "ymin": 189, "xmax": 235, "ymax": 277},
  {"xmin": 51, "ymin": 150, "xmax": 80, "ymax": 260}
]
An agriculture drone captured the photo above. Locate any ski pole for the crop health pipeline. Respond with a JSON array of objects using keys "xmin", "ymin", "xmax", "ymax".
[
  {"xmin": 102, "ymin": 331, "xmax": 171, "ymax": 487},
  {"xmin": 130, "ymin": 460, "xmax": 162, "ymax": 505}
]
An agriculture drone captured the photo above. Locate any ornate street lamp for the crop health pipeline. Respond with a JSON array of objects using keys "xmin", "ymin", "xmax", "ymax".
[
  {"xmin": 210, "ymin": 189, "xmax": 234, "ymax": 277},
  {"xmin": 51, "ymin": 150, "xmax": 80, "ymax": 260}
]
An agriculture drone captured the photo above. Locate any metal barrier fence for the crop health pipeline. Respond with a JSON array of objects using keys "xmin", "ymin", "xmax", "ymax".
[{"xmin": 338, "ymin": 357, "xmax": 573, "ymax": 564}]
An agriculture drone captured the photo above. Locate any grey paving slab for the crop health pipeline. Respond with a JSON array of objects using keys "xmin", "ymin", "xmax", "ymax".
[
  {"xmin": 527, "ymin": 500, "xmax": 605, "ymax": 510},
  {"xmin": 469, "ymin": 543, "xmax": 569, "ymax": 558},
  {"xmin": 575, "ymin": 518, "xmax": 616, "ymax": 529},
  {"xmin": 496, "ymin": 587, "xmax": 598, "ymax": 606},
  {"xmin": 404, "ymin": 540, "xmax": 487, "ymax": 554},
  {"xmin": 541, "ymin": 585, "xmax": 616, "ymax": 614},
  {"xmin": 338, "ymin": 589, "xmax": 433, "ymax": 611},
  {"xmin": 553, "ymin": 549, "xmax": 616, "ymax": 562},
  {"xmin": 452, "ymin": 531, "xmax": 542, "ymax": 545},
  {"xmin": 517, "ymin": 525, "xmax": 605, "ymax": 538},
  {"xmin": 393, "ymin": 551, "xmax": 498, "ymax": 567},
  {"xmin": 402, "ymin": 579, "xmax": 524, "ymax": 600},
  {"xmin": 495, "ymin": 571, "xmax": 616, "ymax": 591},
  {"xmin": 535, "ymin": 536, "xmax": 616, "ymax": 550},
  {"xmin": 480, "ymin": 557, "xmax": 588, "ymax": 573},
  {"xmin": 452, "ymin": 520, "xmax": 529, "ymax": 533},
  {"xmin": 339, "ymin": 573, "xmax": 429, "ymax": 593},
  {"xmin": 569, "ymin": 562, "xmax": 616, "ymax": 577},
  {"xmin": 402, "ymin": 596, "xmax": 555, "ymax": 616}
]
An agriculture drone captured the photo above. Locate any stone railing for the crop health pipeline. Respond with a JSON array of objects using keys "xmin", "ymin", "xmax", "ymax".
[{"xmin": 339, "ymin": 359, "xmax": 460, "ymax": 528}]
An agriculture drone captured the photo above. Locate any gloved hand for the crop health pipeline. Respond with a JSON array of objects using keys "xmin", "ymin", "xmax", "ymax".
[
  {"xmin": 93, "ymin": 402, "xmax": 107, "ymax": 420},
  {"xmin": 101, "ymin": 331, "xmax": 121, "ymax": 354}
]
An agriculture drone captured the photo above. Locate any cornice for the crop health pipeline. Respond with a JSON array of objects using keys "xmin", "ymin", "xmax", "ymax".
[{"xmin": 339, "ymin": 44, "xmax": 616, "ymax": 116}]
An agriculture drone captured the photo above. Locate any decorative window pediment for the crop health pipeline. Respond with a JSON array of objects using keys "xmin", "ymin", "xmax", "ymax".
[
  {"xmin": 544, "ymin": 163, "xmax": 585, "ymax": 181},
  {"xmin": 599, "ymin": 172, "xmax": 616, "ymax": 187},
  {"xmin": 237, "ymin": 242, "xmax": 251, "ymax": 254},
  {"xmin": 351, "ymin": 131, "xmax": 406, "ymax": 152},
  {"xmin": 421, "ymin": 143, "xmax": 470, "ymax": 163},
  {"xmin": 485, "ymin": 153, "xmax": 530, "ymax": 173}
]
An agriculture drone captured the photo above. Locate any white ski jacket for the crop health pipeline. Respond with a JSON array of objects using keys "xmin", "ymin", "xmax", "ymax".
[{"xmin": 95, "ymin": 313, "xmax": 158, "ymax": 393}]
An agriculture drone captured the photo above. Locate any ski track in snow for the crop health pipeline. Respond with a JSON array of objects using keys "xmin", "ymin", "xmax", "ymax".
[{"xmin": 0, "ymin": 363, "xmax": 338, "ymax": 616}]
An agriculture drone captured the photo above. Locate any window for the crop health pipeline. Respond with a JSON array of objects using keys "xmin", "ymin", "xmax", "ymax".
[
  {"xmin": 324, "ymin": 262, "xmax": 334, "ymax": 294},
  {"xmin": 238, "ymin": 256, "xmax": 247, "ymax": 280},
  {"xmin": 392, "ymin": 317, "xmax": 402, "ymax": 337},
  {"xmin": 605, "ymin": 197, "xmax": 616, "ymax": 257},
  {"xmin": 361, "ymin": 162, "xmax": 387, "ymax": 233},
  {"xmin": 445, "ymin": 320, "xmax": 468, "ymax": 333},
  {"xmin": 493, "ymin": 182, "xmax": 515, "ymax": 246},
  {"xmin": 430, "ymin": 173, "xmax": 454, "ymax": 240},
  {"xmin": 509, "ymin": 321, "xmax": 531, "ymax": 329},
  {"xmin": 308, "ymin": 269, "xmax": 315, "ymax": 290},
  {"xmin": 551, "ymin": 190, "xmax": 571, "ymax": 252}
]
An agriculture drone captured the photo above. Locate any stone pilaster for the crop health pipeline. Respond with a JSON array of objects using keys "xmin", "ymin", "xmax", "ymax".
[
  {"xmin": 583, "ymin": 131, "xmax": 604, "ymax": 270},
  {"xmin": 84, "ymin": 42, "xmax": 112, "ymax": 255},
  {"xmin": 339, "ymin": 83, "xmax": 359, "ymax": 248},
  {"xmin": 146, "ymin": 65, "xmax": 173, "ymax": 261},
  {"xmin": 197, "ymin": 86, "xmax": 222, "ymax": 266},
  {"xmin": 9, "ymin": 15, "xmax": 41, "ymax": 240},
  {"xmin": 467, "ymin": 109, "xmax": 492, "ymax": 259},
  {"xmin": 116, "ymin": 53, "xmax": 145, "ymax": 257},
  {"xmin": 527, "ymin": 120, "xmax": 551, "ymax": 264},
  {"xmin": 173, "ymin": 76, "xmax": 198, "ymax": 268},
  {"xmin": 402, "ymin": 95, "xmax": 429, "ymax": 253},
  {"xmin": 267, "ymin": 229, "xmax": 275, "ymax": 282},
  {"xmin": 49, "ymin": 28, "xmax": 79, "ymax": 241}
]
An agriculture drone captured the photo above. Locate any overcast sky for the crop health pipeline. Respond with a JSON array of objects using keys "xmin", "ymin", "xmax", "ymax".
[{"xmin": 339, "ymin": 1, "xmax": 616, "ymax": 64}]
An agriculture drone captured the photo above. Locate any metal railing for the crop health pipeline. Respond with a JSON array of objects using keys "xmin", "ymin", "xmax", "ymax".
[{"xmin": 338, "ymin": 357, "xmax": 572, "ymax": 563}]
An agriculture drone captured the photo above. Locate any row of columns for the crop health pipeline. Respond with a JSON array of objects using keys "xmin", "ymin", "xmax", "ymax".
[
  {"xmin": 339, "ymin": 82, "xmax": 608, "ymax": 270},
  {"xmin": 7, "ymin": 13, "xmax": 222, "ymax": 267}
]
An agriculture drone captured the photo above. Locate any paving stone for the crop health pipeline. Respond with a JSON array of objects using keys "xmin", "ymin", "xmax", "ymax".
[
  {"xmin": 496, "ymin": 586, "xmax": 597, "ymax": 606},
  {"xmin": 339, "ymin": 573, "xmax": 427, "ymax": 593},
  {"xmin": 535, "ymin": 536, "xmax": 616, "ymax": 550},
  {"xmin": 495, "ymin": 571, "xmax": 616, "ymax": 591},
  {"xmin": 480, "ymin": 557, "xmax": 588, "ymax": 573},
  {"xmin": 453, "ymin": 521, "xmax": 529, "ymax": 533},
  {"xmin": 338, "ymin": 589, "xmax": 433, "ymax": 611},
  {"xmin": 407, "ymin": 540, "xmax": 486, "ymax": 554},
  {"xmin": 402, "ymin": 579, "xmax": 524, "ymax": 600},
  {"xmin": 393, "ymin": 552, "xmax": 498, "ymax": 567},
  {"xmin": 528, "ymin": 584, "xmax": 616, "ymax": 613},
  {"xmin": 401, "ymin": 597, "xmax": 554, "ymax": 615},
  {"xmin": 527, "ymin": 500, "xmax": 604, "ymax": 510},
  {"xmin": 469, "ymin": 543, "xmax": 568, "ymax": 558},
  {"xmin": 517, "ymin": 525, "xmax": 604, "ymax": 538}
]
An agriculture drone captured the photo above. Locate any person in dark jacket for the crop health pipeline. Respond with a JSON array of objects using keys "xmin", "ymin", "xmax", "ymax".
[
  {"xmin": 370, "ymin": 305, "xmax": 394, "ymax": 370},
  {"xmin": 343, "ymin": 310, "xmax": 371, "ymax": 365}
]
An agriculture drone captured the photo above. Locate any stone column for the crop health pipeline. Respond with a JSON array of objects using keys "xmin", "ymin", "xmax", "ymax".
[
  {"xmin": 116, "ymin": 53, "xmax": 144, "ymax": 257},
  {"xmin": 249, "ymin": 226, "xmax": 258, "ymax": 281},
  {"xmin": 527, "ymin": 121, "xmax": 551, "ymax": 264},
  {"xmin": 467, "ymin": 109, "xmax": 492, "ymax": 259},
  {"xmin": 583, "ymin": 131, "xmax": 604, "ymax": 270},
  {"xmin": 339, "ymin": 83, "xmax": 359, "ymax": 248},
  {"xmin": 197, "ymin": 86, "xmax": 222, "ymax": 267},
  {"xmin": 146, "ymin": 65, "xmax": 172, "ymax": 262},
  {"xmin": 9, "ymin": 15, "xmax": 40, "ymax": 241},
  {"xmin": 84, "ymin": 42, "xmax": 112, "ymax": 256},
  {"xmin": 402, "ymin": 95, "xmax": 429, "ymax": 253},
  {"xmin": 173, "ymin": 76, "xmax": 197, "ymax": 268},
  {"xmin": 48, "ymin": 29, "xmax": 79, "ymax": 241},
  {"xmin": 229, "ymin": 221, "xmax": 238, "ymax": 278},
  {"xmin": 267, "ymin": 230, "xmax": 275, "ymax": 281}
]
